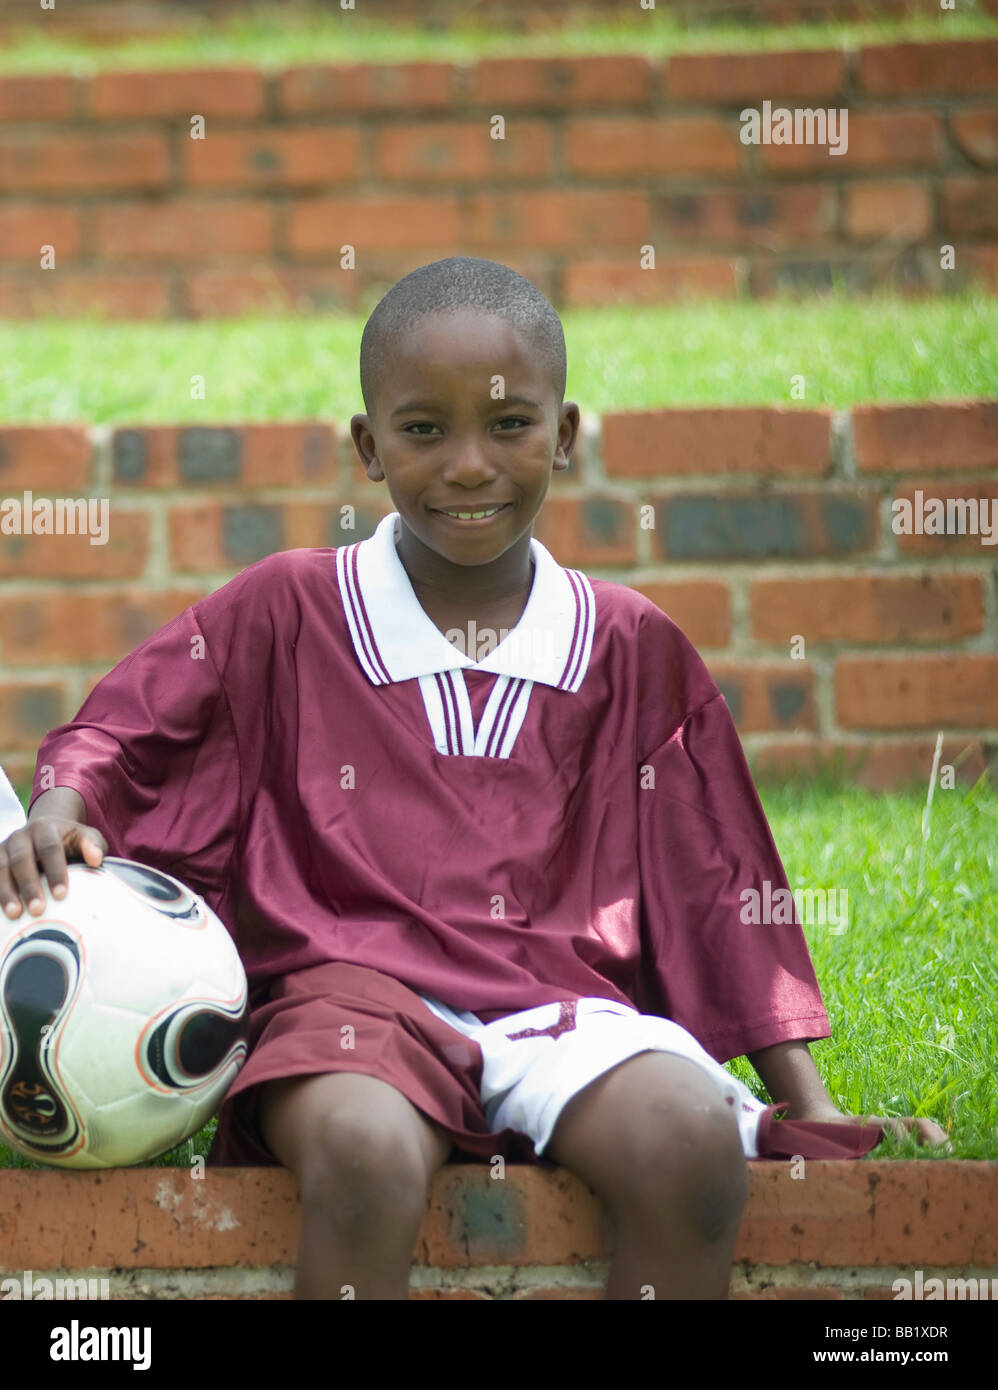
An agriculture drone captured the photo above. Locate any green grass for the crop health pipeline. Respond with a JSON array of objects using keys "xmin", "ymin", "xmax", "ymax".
[
  {"xmin": 1, "ymin": 3, "xmax": 997, "ymax": 72},
  {"xmin": 2, "ymin": 776, "xmax": 996, "ymax": 1168},
  {"xmin": 2, "ymin": 293, "xmax": 996, "ymax": 425}
]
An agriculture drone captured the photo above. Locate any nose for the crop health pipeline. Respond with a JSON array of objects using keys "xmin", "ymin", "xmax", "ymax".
[{"xmin": 439, "ymin": 434, "xmax": 498, "ymax": 486}]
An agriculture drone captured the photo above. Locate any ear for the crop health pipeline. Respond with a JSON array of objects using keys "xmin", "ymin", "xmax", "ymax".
[{"xmin": 350, "ymin": 414, "xmax": 383, "ymax": 481}]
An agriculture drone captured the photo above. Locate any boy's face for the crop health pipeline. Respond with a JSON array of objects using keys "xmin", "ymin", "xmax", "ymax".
[{"xmin": 351, "ymin": 309, "xmax": 579, "ymax": 572}]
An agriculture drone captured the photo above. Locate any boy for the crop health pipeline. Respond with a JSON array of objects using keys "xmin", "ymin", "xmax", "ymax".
[{"xmin": 5, "ymin": 258, "xmax": 945, "ymax": 1300}]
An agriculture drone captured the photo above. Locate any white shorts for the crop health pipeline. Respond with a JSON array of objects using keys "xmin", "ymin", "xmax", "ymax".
[{"xmin": 416, "ymin": 993, "xmax": 767, "ymax": 1160}]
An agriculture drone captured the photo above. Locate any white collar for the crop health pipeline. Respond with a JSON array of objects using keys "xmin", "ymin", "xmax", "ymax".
[{"xmin": 336, "ymin": 511, "xmax": 595, "ymax": 691}]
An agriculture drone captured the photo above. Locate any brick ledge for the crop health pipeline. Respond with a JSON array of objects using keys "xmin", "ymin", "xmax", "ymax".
[{"xmin": 1, "ymin": 1161, "xmax": 995, "ymax": 1277}]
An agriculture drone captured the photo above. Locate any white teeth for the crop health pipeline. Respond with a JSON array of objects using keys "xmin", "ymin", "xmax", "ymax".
[{"xmin": 441, "ymin": 506, "xmax": 502, "ymax": 520}]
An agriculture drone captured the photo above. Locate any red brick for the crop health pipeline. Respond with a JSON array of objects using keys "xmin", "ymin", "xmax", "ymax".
[
  {"xmin": 853, "ymin": 401, "xmax": 998, "ymax": 474},
  {"xmin": 0, "ymin": 132, "xmax": 169, "ymax": 193},
  {"xmin": 532, "ymin": 497, "xmax": 636, "ymax": 568},
  {"xmin": 750, "ymin": 573, "xmax": 984, "ymax": 645},
  {"xmin": 0, "ymin": 427, "xmax": 91, "ymax": 491},
  {"xmin": 738, "ymin": 1162, "xmax": 998, "ymax": 1267},
  {"xmin": 563, "ymin": 255, "xmax": 738, "ymax": 306},
  {"xmin": 358, "ymin": 252, "xmax": 558, "ymax": 310},
  {"xmin": 652, "ymin": 489, "xmax": 878, "ymax": 562},
  {"xmin": 0, "ymin": 1161, "xmax": 995, "ymax": 1274},
  {"xmin": 0, "ymin": 278, "xmax": 31, "ymax": 316},
  {"xmin": 173, "ymin": 500, "xmax": 380, "ymax": 570},
  {"xmin": 470, "ymin": 55, "xmax": 653, "ymax": 109},
  {"xmin": 90, "ymin": 68, "xmax": 265, "ymax": 119},
  {"xmin": 941, "ymin": 175, "xmax": 998, "ymax": 235},
  {"xmin": 183, "ymin": 127, "xmax": 362, "ymax": 189},
  {"xmin": 836, "ymin": 655, "xmax": 998, "ymax": 730},
  {"xmin": 0, "ymin": 683, "xmax": 66, "ymax": 749},
  {"xmin": 603, "ymin": 407, "xmax": 832, "ymax": 479},
  {"xmin": 410, "ymin": 1288, "xmax": 492, "ymax": 1300},
  {"xmin": 0, "ymin": 1168, "xmax": 301, "ymax": 1270},
  {"xmin": 0, "ymin": 74, "xmax": 77, "ymax": 122},
  {"xmin": 288, "ymin": 194, "xmax": 460, "ymax": 254},
  {"xmin": 733, "ymin": 1286, "xmax": 844, "ymax": 1299},
  {"xmin": 845, "ymin": 181, "xmax": 932, "ymax": 241},
  {"xmin": 96, "ymin": 202, "xmax": 273, "ymax": 260},
  {"xmin": 0, "ymin": 590, "xmax": 202, "ymax": 667},
  {"xmin": 111, "ymin": 423, "xmax": 338, "ymax": 489},
  {"xmin": 630, "ymin": 580, "xmax": 732, "ymax": 648},
  {"xmin": 564, "ymin": 116, "xmax": 740, "ymax": 177},
  {"xmin": 759, "ymin": 111, "xmax": 941, "ymax": 173},
  {"xmin": 420, "ymin": 1165, "xmax": 607, "ymax": 1269},
  {"xmin": 965, "ymin": 244, "xmax": 998, "ymax": 292},
  {"xmin": 183, "ymin": 267, "xmax": 360, "ymax": 317},
  {"xmin": 512, "ymin": 1286, "xmax": 602, "ymax": 1300},
  {"xmin": 278, "ymin": 63, "xmax": 458, "ymax": 115},
  {"xmin": 15, "ymin": 272, "xmax": 172, "ymax": 320},
  {"xmin": 893, "ymin": 482, "xmax": 998, "ymax": 556},
  {"xmin": 469, "ymin": 190, "xmax": 650, "ymax": 249},
  {"xmin": 376, "ymin": 120, "xmax": 553, "ymax": 182},
  {"xmin": 950, "ymin": 107, "xmax": 998, "ymax": 169},
  {"xmin": 858, "ymin": 40, "xmax": 998, "ymax": 96},
  {"xmin": 658, "ymin": 185, "xmax": 833, "ymax": 245},
  {"xmin": 703, "ymin": 662, "xmax": 815, "ymax": 732},
  {"xmin": 0, "ymin": 205, "xmax": 81, "ymax": 262},
  {"xmin": 0, "ymin": 510, "xmax": 150, "ymax": 581},
  {"xmin": 665, "ymin": 49, "xmax": 845, "ymax": 103},
  {"xmin": 749, "ymin": 738, "xmax": 988, "ymax": 793}
]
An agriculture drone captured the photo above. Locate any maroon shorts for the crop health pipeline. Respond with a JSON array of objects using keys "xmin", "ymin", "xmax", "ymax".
[{"xmin": 207, "ymin": 960, "xmax": 544, "ymax": 1168}]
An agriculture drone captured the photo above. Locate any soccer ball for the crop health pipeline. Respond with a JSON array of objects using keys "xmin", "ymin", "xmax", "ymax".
[{"xmin": 0, "ymin": 857, "xmax": 248, "ymax": 1169}]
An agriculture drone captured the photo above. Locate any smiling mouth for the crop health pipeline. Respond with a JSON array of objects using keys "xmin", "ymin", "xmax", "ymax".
[{"xmin": 432, "ymin": 503, "xmax": 512, "ymax": 522}]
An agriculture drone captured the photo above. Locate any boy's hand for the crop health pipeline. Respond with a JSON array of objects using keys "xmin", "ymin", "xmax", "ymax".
[
  {"xmin": 0, "ymin": 819, "xmax": 107, "ymax": 920},
  {"xmin": 787, "ymin": 1102, "xmax": 951, "ymax": 1152}
]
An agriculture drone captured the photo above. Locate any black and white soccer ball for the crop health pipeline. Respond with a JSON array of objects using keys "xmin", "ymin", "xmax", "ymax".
[{"xmin": 0, "ymin": 857, "xmax": 248, "ymax": 1169}]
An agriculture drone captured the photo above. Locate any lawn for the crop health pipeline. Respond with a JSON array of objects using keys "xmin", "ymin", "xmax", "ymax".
[
  {"xmin": 2, "ymin": 293, "xmax": 996, "ymax": 423},
  {"xmin": 1, "ymin": 3, "xmax": 996, "ymax": 71},
  {"xmin": 2, "ymin": 775, "xmax": 995, "ymax": 1169}
]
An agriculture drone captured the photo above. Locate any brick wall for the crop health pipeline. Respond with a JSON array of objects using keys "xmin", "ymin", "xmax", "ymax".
[
  {"xmin": 1, "ymin": 38, "xmax": 997, "ymax": 316},
  {"xmin": 1, "ymin": 1161, "xmax": 995, "ymax": 1300},
  {"xmin": 1, "ymin": 400, "xmax": 995, "ymax": 793}
]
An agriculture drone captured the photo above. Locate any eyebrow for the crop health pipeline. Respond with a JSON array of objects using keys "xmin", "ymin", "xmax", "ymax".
[{"xmin": 390, "ymin": 394, "xmax": 544, "ymax": 418}]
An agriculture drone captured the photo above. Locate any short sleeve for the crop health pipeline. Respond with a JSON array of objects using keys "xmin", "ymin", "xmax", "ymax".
[
  {"xmin": 29, "ymin": 604, "xmax": 240, "ymax": 912},
  {"xmin": 635, "ymin": 691, "xmax": 831, "ymax": 1064}
]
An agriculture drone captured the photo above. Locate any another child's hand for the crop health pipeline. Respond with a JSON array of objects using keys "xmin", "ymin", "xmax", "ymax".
[{"xmin": 0, "ymin": 818, "xmax": 107, "ymax": 920}]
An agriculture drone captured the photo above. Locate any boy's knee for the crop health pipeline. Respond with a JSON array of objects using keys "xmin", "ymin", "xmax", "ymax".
[
  {"xmin": 299, "ymin": 1109, "xmax": 431, "ymax": 1226},
  {"xmin": 613, "ymin": 1079, "xmax": 747, "ymax": 1238}
]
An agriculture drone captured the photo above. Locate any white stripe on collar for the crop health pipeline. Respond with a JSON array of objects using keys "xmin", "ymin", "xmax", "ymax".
[{"xmin": 335, "ymin": 511, "xmax": 595, "ymax": 691}]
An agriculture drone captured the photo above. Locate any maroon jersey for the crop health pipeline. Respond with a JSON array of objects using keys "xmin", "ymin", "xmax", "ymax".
[{"xmin": 31, "ymin": 511, "xmax": 830, "ymax": 1065}]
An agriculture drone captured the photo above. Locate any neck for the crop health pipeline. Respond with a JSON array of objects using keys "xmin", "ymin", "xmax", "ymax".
[{"xmin": 395, "ymin": 516, "xmax": 534, "ymax": 610}]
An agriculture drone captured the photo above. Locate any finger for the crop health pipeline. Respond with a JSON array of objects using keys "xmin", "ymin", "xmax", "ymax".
[
  {"xmin": 0, "ymin": 840, "xmax": 25, "ymax": 918},
  {"xmin": 77, "ymin": 829, "xmax": 107, "ymax": 868},
  {"xmin": 32, "ymin": 821, "xmax": 72, "ymax": 901},
  {"xmin": 877, "ymin": 1116, "xmax": 908, "ymax": 1143},
  {"xmin": 5, "ymin": 832, "xmax": 49, "ymax": 916},
  {"xmin": 916, "ymin": 1119, "xmax": 950, "ymax": 1148}
]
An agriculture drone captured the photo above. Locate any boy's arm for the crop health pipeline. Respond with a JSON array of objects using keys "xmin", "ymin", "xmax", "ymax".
[
  {"xmin": 748, "ymin": 1038, "xmax": 949, "ymax": 1147},
  {"xmin": 746, "ymin": 1039, "xmax": 842, "ymax": 1120}
]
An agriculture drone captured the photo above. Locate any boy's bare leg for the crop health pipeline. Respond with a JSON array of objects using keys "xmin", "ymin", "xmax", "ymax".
[
  {"xmin": 545, "ymin": 1050, "xmax": 748, "ymax": 1300},
  {"xmin": 257, "ymin": 1072, "xmax": 453, "ymax": 1300}
]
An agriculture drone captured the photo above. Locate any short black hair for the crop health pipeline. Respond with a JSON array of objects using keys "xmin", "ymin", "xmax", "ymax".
[{"xmin": 359, "ymin": 257, "xmax": 567, "ymax": 415}]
